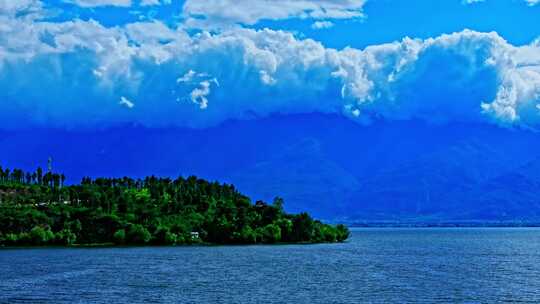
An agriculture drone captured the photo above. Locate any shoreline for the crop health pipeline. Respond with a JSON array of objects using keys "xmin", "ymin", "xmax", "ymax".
[
  {"xmin": 348, "ymin": 222, "xmax": 540, "ymax": 228},
  {"xmin": 0, "ymin": 240, "xmax": 346, "ymax": 249}
]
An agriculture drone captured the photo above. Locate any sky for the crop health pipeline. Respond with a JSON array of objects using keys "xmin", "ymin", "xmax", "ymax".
[{"xmin": 1, "ymin": 0, "xmax": 540, "ymax": 129}]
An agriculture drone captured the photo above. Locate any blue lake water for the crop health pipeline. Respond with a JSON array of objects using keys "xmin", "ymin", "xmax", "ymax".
[{"xmin": 2, "ymin": 228, "xmax": 540, "ymax": 303}]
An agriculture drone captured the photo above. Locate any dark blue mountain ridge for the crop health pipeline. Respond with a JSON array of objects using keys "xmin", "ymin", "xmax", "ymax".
[{"xmin": 1, "ymin": 113, "xmax": 539, "ymax": 221}]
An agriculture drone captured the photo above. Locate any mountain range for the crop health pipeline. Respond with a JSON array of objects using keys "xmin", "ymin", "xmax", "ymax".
[{"xmin": 2, "ymin": 113, "xmax": 540, "ymax": 222}]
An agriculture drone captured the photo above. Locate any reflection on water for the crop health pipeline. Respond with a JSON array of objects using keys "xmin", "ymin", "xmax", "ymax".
[{"xmin": 2, "ymin": 228, "xmax": 540, "ymax": 303}]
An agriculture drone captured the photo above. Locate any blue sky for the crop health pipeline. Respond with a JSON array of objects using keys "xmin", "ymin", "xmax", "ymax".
[
  {"xmin": 42, "ymin": 0, "xmax": 540, "ymax": 47},
  {"xmin": 1, "ymin": 0, "xmax": 540, "ymax": 129}
]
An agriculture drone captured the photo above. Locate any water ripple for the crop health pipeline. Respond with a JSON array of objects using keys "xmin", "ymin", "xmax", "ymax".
[{"xmin": 2, "ymin": 228, "xmax": 540, "ymax": 303}]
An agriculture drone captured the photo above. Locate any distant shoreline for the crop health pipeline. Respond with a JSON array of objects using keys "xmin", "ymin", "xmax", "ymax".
[
  {"xmin": 348, "ymin": 222, "xmax": 540, "ymax": 228},
  {"xmin": 0, "ymin": 240, "xmax": 334, "ymax": 249}
]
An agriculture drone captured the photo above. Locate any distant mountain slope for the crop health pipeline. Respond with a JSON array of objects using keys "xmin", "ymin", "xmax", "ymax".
[
  {"xmin": 1, "ymin": 113, "xmax": 540, "ymax": 221},
  {"xmin": 346, "ymin": 136, "xmax": 540, "ymax": 221},
  {"xmin": 453, "ymin": 157, "xmax": 540, "ymax": 220},
  {"xmin": 230, "ymin": 138, "xmax": 360, "ymax": 216}
]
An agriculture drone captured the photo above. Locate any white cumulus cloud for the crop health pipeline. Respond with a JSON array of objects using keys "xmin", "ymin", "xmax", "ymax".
[
  {"xmin": 464, "ymin": 0, "xmax": 539, "ymax": 5},
  {"xmin": 177, "ymin": 70, "xmax": 196, "ymax": 83},
  {"xmin": 119, "ymin": 96, "xmax": 135, "ymax": 108},
  {"xmin": 311, "ymin": 21, "xmax": 334, "ymax": 30},
  {"xmin": 139, "ymin": 0, "xmax": 170, "ymax": 6},
  {"xmin": 182, "ymin": 0, "xmax": 365, "ymax": 29},
  {"xmin": 1, "ymin": 2, "xmax": 540, "ymax": 129},
  {"xmin": 462, "ymin": 0, "xmax": 485, "ymax": 4},
  {"xmin": 63, "ymin": 0, "xmax": 132, "ymax": 7},
  {"xmin": 189, "ymin": 80, "xmax": 213, "ymax": 109}
]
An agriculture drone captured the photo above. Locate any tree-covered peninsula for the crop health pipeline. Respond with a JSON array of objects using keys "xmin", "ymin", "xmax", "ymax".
[{"xmin": 0, "ymin": 166, "xmax": 349, "ymax": 246}]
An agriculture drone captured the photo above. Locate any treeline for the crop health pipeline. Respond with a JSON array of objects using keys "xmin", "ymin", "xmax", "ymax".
[
  {"xmin": 0, "ymin": 166, "xmax": 349, "ymax": 246},
  {"xmin": 0, "ymin": 167, "xmax": 65, "ymax": 189}
]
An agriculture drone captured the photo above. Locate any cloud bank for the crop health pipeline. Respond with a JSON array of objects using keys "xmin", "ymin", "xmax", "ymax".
[
  {"xmin": 181, "ymin": 0, "xmax": 366, "ymax": 29},
  {"xmin": 64, "ymin": 0, "xmax": 132, "ymax": 8},
  {"xmin": 463, "ymin": 0, "xmax": 539, "ymax": 5},
  {"xmin": 1, "ymin": 1, "xmax": 540, "ymax": 129}
]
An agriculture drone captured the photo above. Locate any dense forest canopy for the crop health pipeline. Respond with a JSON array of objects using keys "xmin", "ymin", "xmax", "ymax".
[{"xmin": 0, "ymin": 166, "xmax": 349, "ymax": 246}]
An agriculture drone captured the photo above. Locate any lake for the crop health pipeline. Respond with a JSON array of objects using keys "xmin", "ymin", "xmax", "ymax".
[{"xmin": 2, "ymin": 228, "xmax": 540, "ymax": 303}]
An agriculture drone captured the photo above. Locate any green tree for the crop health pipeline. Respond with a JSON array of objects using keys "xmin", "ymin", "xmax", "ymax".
[
  {"xmin": 36, "ymin": 167, "xmax": 43, "ymax": 185},
  {"xmin": 55, "ymin": 229, "xmax": 77, "ymax": 245},
  {"xmin": 113, "ymin": 229, "xmax": 126, "ymax": 245},
  {"xmin": 239, "ymin": 226, "xmax": 257, "ymax": 243},
  {"xmin": 336, "ymin": 224, "xmax": 350, "ymax": 242},
  {"xmin": 261, "ymin": 224, "xmax": 281, "ymax": 243},
  {"xmin": 0, "ymin": 166, "xmax": 349, "ymax": 247},
  {"xmin": 127, "ymin": 224, "xmax": 151, "ymax": 244},
  {"xmin": 29, "ymin": 226, "xmax": 54, "ymax": 245},
  {"xmin": 291, "ymin": 213, "xmax": 314, "ymax": 242}
]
